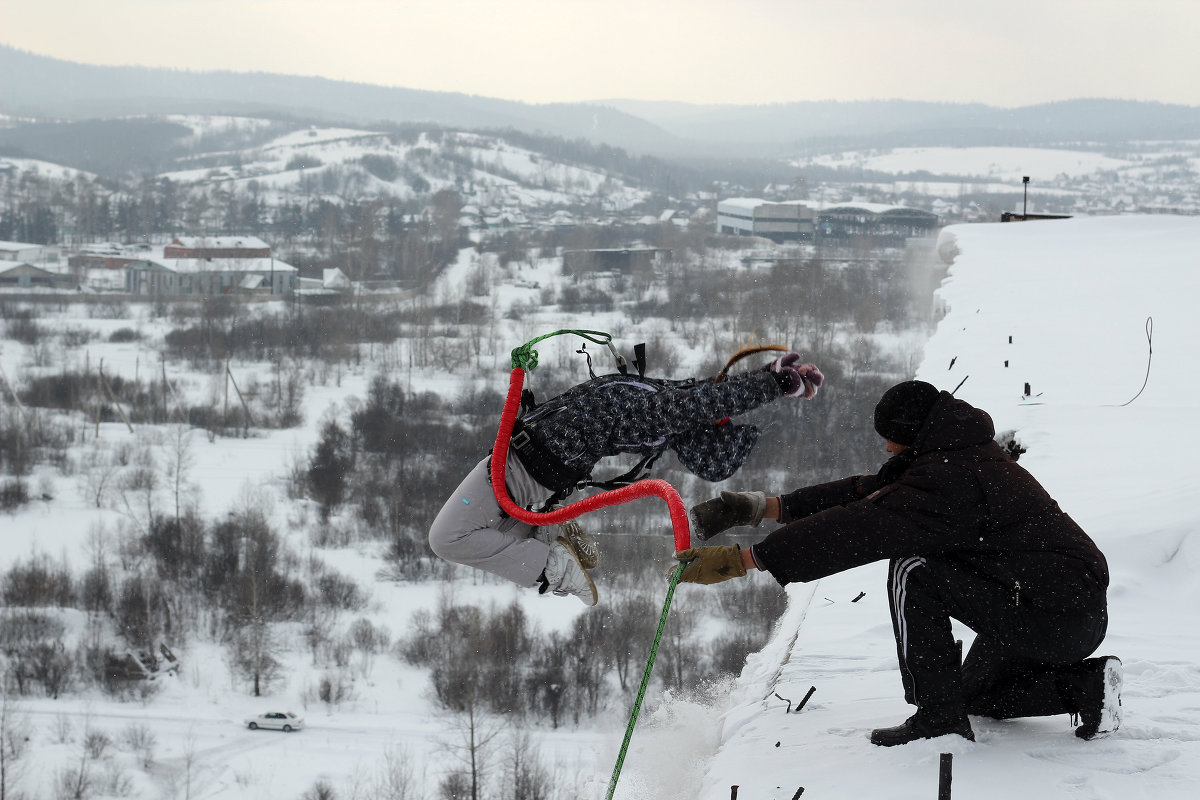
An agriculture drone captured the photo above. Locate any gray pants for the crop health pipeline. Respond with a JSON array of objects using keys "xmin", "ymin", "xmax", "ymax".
[{"xmin": 428, "ymin": 455, "xmax": 555, "ymax": 586}]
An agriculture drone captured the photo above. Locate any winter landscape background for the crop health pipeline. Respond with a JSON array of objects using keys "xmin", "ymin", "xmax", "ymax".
[{"xmin": 2, "ymin": 39, "xmax": 1200, "ymax": 800}]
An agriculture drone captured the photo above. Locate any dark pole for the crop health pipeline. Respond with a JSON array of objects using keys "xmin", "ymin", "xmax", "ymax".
[
  {"xmin": 1022, "ymin": 176, "xmax": 1030, "ymax": 217},
  {"xmin": 938, "ymin": 753, "xmax": 953, "ymax": 800}
]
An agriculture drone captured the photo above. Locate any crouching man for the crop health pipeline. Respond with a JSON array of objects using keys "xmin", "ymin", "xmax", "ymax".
[{"xmin": 679, "ymin": 380, "xmax": 1121, "ymax": 746}]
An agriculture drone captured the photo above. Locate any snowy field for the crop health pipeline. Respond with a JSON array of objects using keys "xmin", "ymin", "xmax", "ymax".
[
  {"xmin": 796, "ymin": 146, "xmax": 1133, "ymax": 181},
  {"xmin": 3, "ymin": 215, "xmax": 1200, "ymax": 799}
]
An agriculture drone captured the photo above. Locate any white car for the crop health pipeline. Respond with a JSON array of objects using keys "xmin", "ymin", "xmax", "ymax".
[{"xmin": 244, "ymin": 711, "xmax": 304, "ymax": 732}]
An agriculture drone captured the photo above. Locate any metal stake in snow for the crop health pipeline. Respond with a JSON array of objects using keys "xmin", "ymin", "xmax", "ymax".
[
  {"xmin": 491, "ymin": 332, "xmax": 693, "ymax": 799},
  {"xmin": 938, "ymin": 752, "xmax": 953, "ymax": 800}
]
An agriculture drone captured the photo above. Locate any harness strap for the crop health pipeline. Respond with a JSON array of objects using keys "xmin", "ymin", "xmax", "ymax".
[
  {"xmin": 632, "ymin": 342, "xmax": 647, "ymax": 377},
  {"xmin": 584, "ymin": 450, "xmax": 664, "ymax": 491},
  {"xmin": 508, "ymin": 418, "xmax": 590, "ymax": 492},
  {"xmin": 509, "ymin": 416, "xmax": 667, "ymax": 501}
]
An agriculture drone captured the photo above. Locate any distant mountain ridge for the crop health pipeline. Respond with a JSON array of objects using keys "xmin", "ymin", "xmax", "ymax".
[
  {"xmin": 4, "ymin": 44, "xmax": 1200, "ymax": 158},
  {"xmin": 597, "ymin": 97, "xmax": 1200, "ymax": 151},
  {"xmin": 0, "ymin": 44, "xmax": 681, "ymax": 154}
]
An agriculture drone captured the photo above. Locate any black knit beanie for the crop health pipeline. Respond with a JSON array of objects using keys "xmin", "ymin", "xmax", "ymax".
[{"xmin": 873, "ymin": 380, "xmax": 941, "ymax": 446}]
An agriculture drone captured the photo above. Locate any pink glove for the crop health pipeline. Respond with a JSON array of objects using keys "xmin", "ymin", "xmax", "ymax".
[
  {"xmin": 797, "ymin": 364, "xmax": 824, "ymax": 399},
  {"xmin": 766, "ymin": 354, "xmax": 823, "ymax": 399}
]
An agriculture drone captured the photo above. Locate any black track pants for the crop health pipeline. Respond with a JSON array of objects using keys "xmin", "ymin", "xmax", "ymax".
[{"xmin": 887, "ymin": 556, "xmax": 1107, "ymax": 719}]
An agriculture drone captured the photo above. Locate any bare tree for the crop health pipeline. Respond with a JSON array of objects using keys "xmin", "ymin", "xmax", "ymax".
[
  {"xmin": 117, "ymin": 440, "xmax": 159, "ymax": 530},
  {"xmin": 120, "ymin": 723, "xmax": 156, "ymax": 770},
  {"xmin": 240, "ymin": 572, "xmax": 275, "ymax": 698},
  {"xmin": 54, "ymin": 735, "xmax": 94, "ymax": 800},
  {"xmin": 161, "ymin": 424, "xmax": 198, "ymax": 523},
  {"xmin": 213, "ymin": 508, "xmax": 292, "ymax": 697},
  {"xmin": 372, "ymin": 745, "xmax": 421, "ymax": 800},
  {"xmin": 79, "ymin": 444, "xmax": 120, "ymax": 510},
  {"xmin": 437, "ymin": 694, "xmax": 503, "ymax": 800},
  {"xmin": 173, "ymin": 728, "xmax": 197, "ymax": 800},
  {"xmin": 505, "ymin": 729, "xmax": 560, "ymax": 800},
  {"xmin": 0, "ymin": 679, "xmax": 31, "ymax": 800}
]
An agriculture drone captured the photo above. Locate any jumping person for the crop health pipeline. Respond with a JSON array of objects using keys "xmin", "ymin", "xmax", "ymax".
[
  {"xmin": 679, "ymin": 380, "xmax": 1121, "ymax": 745},
  {"xmin": 429, "ymin": 352, "xmax": 823, "ymax": 606}
]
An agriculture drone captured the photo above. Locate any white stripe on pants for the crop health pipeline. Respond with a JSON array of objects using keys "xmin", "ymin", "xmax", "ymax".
[{"xmin": 890, "ymin": 556, "xmax": 927, "ymax": 669}]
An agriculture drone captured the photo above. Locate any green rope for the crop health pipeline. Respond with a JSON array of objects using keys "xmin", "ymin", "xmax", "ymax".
[
  {"xmin": 606, "ymin": 562, "xmax": 685, "ymax": 800},
  {"xmin": 510, "ymin": 329, "xmax": 614, "ymax": 371},
  {"xmin": 508, "ymin": 327, "xmax": 682, "ymax": 798}
]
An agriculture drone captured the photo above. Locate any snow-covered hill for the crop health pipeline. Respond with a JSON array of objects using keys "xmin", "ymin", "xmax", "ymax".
[{"xmin": 152, "ymin": 118, "xmax": 654, "ymax": 212}]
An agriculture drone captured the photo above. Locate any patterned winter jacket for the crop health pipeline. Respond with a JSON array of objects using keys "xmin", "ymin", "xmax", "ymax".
[
  {"xmin": 751, "ymin": 391, "xmax": 1109, "ymax": 614},
  {"xmin": 510, "ymin": 370, "xmax": 784, "ymax": 491}
]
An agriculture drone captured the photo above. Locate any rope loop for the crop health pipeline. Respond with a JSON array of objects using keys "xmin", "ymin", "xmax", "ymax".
[
  {"xmin": 510, "ymin": 329, "xmax": 615, "ymax": 371},
  {"xmin": 715, "ymin": 343, "xmax": 789, "ymax": 382}
]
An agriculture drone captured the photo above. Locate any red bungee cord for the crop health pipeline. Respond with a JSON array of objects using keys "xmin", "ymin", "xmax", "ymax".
[{"xmin": 490, "ymin": 366, "xmax": 692, "ymax": 553}]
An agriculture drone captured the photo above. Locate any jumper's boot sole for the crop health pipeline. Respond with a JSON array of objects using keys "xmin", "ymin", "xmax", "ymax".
[
  {"xmin": 541, "ymin": 537, "xmax": 598, "ymax": 606},
  {"xmin": 558, "ymin": 519, "xmax": 599, "ymax": 570}
]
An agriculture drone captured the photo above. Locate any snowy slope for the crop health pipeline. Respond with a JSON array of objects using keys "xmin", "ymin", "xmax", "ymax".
[
  {"xmin": 665, "ymin": 215, "xmax": 1200, "ymax": 800},
  {"xmin": 153, "ymin": 120, "xmax": 651, "ymax": 210},
  {"xmin": 799, "ymin": 146, "xmax": 1132, "ymax": 181},
  {"xmin": 4, "ymin": 217, "xmax": 1199, "ymax": 799}
]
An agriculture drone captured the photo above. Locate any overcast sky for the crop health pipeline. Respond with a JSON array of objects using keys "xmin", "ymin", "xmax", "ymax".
[{"xmin": 4, "ymin": 0, "xmax": 1198, "ymax": 107}]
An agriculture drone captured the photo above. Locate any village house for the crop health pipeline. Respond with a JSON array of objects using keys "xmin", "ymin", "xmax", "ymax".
[
  {"xmin": 119, "ymin": 236, "xmax": 296, "ymax": 297},
  {"xmin": 0, "ymin": 262, "xmax": 78, "ymax": 290},
  {"xmin": 162, "ymin": 235, "xmax": 272, "ymax": 259},
  {"xmin": 0, "ymin": 240, "xmax": 49, "ymax": 262},
  {"xmin": 124, "ymin": 255, "xmax": 298, "ymax": 297}
]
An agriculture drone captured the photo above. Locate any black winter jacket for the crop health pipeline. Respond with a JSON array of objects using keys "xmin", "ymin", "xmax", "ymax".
[{"xmin": 751, "ymin": 392, "xmax": 1109, "ymax": 613}]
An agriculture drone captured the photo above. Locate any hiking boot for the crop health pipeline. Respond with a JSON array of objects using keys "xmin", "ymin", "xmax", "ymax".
[
  {"xmin": 558, "ymin": 519, "xmax": 599, "ymax": 569},
  {"xmin": 870, "ymin": 710, "xmax": 975, "ymax": 747},
  {"xmin": 1074, "ymin": 656, "xmax": 1123, "ymax": 740},
  {"xmin": 540, "ymin": 537, "xmax": 598, "ymax": 606}
]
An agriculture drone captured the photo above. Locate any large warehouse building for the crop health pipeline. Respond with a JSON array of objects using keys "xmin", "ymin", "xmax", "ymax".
[
  {"xmin": 717, "ymin": 198, "xmax": 939, "ymax": 244},
  {"xmin": 716, "ymin": 198, "xmax": 817, "ymax": 241}
]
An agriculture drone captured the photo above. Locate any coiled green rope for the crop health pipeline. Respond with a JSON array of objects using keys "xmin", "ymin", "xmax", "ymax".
[{"xmin": 510, "ymin": 329, "xmax": 616, "ymax": 371}]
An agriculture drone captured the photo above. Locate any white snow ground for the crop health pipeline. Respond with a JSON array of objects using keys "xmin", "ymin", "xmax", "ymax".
[
  {"xmin": 3, "ymin": 214, "xmax": 1200, "ymax": 799},
  {"xmin": 656, "ymin": 215, "xmax": 1200, "ymax": 800}
]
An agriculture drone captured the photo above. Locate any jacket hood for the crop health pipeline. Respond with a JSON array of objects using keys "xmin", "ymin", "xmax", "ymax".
[{"xmin": 910, "ymin": 392, "xmax": 996, "ymax": 453}]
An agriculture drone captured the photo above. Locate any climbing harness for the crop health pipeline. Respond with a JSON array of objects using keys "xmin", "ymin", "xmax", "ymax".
[
  {"xmin": 493, "ymin": 330, "xmax": 691, "ymax": 798},
  {"xmin": 493, "ymin": 331, "xmax": 796, "ymax": 797},
  {"xmin": 512, "ymin": 372, "xmax": 676, "ymax": 501},
  {"xmin": 494, "ymin": 329, "xmax": 691, "ymax": 547},
  {"xmin": 508, "ymin": 338, "xmax": 791, "ymax": 508}
]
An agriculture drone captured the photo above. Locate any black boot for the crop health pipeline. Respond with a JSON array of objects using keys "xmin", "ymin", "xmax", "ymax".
[
  {"xmin": 1067, "ymin": 656, "xmax": 1123, "ymax": 740},
  {"xmin": 870, "ymin": 709, "xmax": 975, "ymax": 747}
]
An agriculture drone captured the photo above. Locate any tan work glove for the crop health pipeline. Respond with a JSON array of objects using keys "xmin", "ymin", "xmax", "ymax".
[{"xmin": 674, "ymin": 545, "xmax": 747, "ymax": 585}]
